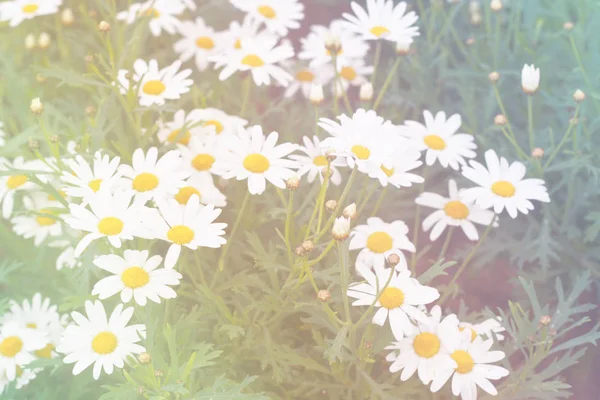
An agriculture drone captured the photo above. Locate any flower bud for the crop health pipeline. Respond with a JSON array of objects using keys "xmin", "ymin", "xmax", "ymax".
[
  {"xmin": 38, "ymin": 33, "xmax": 51, "ymax": 49},
  {"xmin": 28, "ymin": 138, "xmax": 39, "ymax": 150},
  {"xmin": 471, "ymin": 12, "xmax": 482, "ymax": 26},
  {"xmin": 309, "ymin": 83, "xmax": 324, "ymax": 105},
  {"xmin": 325, "ymin": 149, "xmax": 336, "ymax": 162},
  {"xmin": 359, "ymin": 82, "xmax": 373, "ymax": 102},
  {"xmin": 387, "ymin": 253, "xmax": 401, "ymax": 267},
  {"xmin": 98, "ymin": 21, "xmax": 111, "ymax": 32},
  {"xmin": 85, "ymin": 54, "xmax": 94, "ymax": 64},
  {"xmin": 539, "ymin": 315, "xmax": 552, "ymax": 326},
  {"xmin": 317, "ymin": 289, "xmax": 331, "ymax": 302},
  {"xmin": 324, "ymin": 34, "xmax": 342, "ymax": 56},
  {"xmin": 469, "ymin": 0, "xmax": 481, "ymax": 13},
  {"xmin": 573, "ymin": 89, "xmax": 585, "ymax": 103},
  {"xmin": 332, "ymin": 217, "xmax": 350, "ymax": 241},
  {"xmin": 488, "ymin": 71, "xmax": 500, "ymax": 83},
  {"xmin": 36, "ymin": 73, "xmax": 46, "ymax": 83},
  {"xmin": 531, "ymin": 148, "xmax": 544, "ymax": 158},
  {"xmin": 563, "ymin": 21, "xmax": 574, "ymax": 30},
  {"xmin": 286, "ymin": 176, "xmax": 300, "ymax": 190},
  {"xmin": 61, "ymin": 8, "xmax": 74, "ymax": 26},
  {"xmin": 49, "ymin": 135, "xmax": 60, "ymax": 143},
  {"xmin": 466, "ymin": 37, "xmax": 475, "ymax": 46},
  {"xmin": 136, "ymin": 387, "xmax": 145, "ymax": 395},
  {"xmin": 325, "ymin": 199, "xmax": 337, "ymax": 212},
  {"xmin": 295, "ymin": 245, "xmax": 306, "ymax": 257},
  {"xmin": 138, "ymin": 352, "xmax": 151, "ymax": 364},
  {"xmin": 301, "ymin": 240, "xmax": 315, "ymax": 253},
  {"xmin": 494, "ymin": 114, "xmax": 507, "ymax": 126},
  {"xmin": 85, "ymin": 106, "xmax": 96, "ymax": 116},
  {"xmin": 395, "ymin": 39, "xmax": 411, "ymax": 55},
  {"xmin": 30, "ymin": 98, "xmax": 43, "ymax": 115},
  {"xmin": 342, "ymin": 203, "xmax": 357, "ymax": 220},
  {"xmin": 154, "ymin": 369, "xmax": 163, "ymax": 377},
  {"xmin": 25, "ymin": 33, "xmax": 36, "ymax": 50},
  {"xmin": 490, "ymin": 0, "xmax": 503, "ymax": 12},
  {"xmin": 521, "ymin": 64, "xmax": 540, "ymax": 95}
]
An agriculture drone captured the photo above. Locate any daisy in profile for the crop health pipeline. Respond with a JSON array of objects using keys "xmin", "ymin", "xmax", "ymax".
[
  {"xmin": 11, "ymin": 196, "xmax": 63, "ymax": 246},
  {"xmin": 153, "ymin": 194, "xmax": 227, "ymax": 268},
  {"xmin": 430, "ymin": 328, "xmax": 509, "ymax": 398},
  {"xmin": 118, "ymin": 147, "xmax": 190, "ymax": 203},
  {"xmin": 0, "ymin": 157, "xmax": 38, "ymax": 219},
  {"xmin": 189, "ymin": 108, "xmax": 249, "ymax": 138},
  {"xmin": 0, "ymin": 0, "xmax": 62, "ymax": 27},
  {"xmin": 55, "ymin": 245, "xmax": 81, "ymax": 270},
  {"xmin": 284, "ymin": 63, "xmax": 334, "ymax": 99},
  {"xmin": 156, "ymin": 109, "xmax": 201, "ymax": 145},
  {"xmin": 459, "ymin": 317, "xmax": 506, "ymax": 342},
  {"xmin": 178, "ymin": 136, "xmax": 229, "ymax": 180},
  {"xmin": 0, "ymin": 322, "xmax": 47, "ymax": 381},
  {"xmin": 213, "ymin": 36, "xmax": 294, "ymax": 87},
  {"xmin": 174, "ymin": 17, "xmax": 227, "ymax": 72},
  {"xmin": 173, "ymin": 175, "xmax": 227, "ymax": 207},
  {"xmin": 403, "ymin": 111, "xmax": 477, "ymax": 170},
  {"xmin": 385, "ymin": 306, "xmax": 458, "ymax": 384},
  {"xmin": 369, "ymin": 145, "xmax": 424, "ymax": 188},
  {"xmin": 116, "ymin": 59, "xmax": 193, "ymax": 107},
  {"xmin": 333, "ymin": 59, "xmax": 374, "ymax": 95},
  {"xmin": 92, "ymin": 250, "xmax": 182, "ymax": 306},
  {"xmin": 220, "ymin": 125, "xmax": 298, "ymax": 195},
  {"xmin": 225, "ymin": 15, "xmax": 263, "ymax": 51},
  {"xmin": 416, "ymin": 179, "xmax": 496, "ymax": 241},
  {"xmin": 0, "ymin": 366, "xmax": 38, "ymax": 392},
  {"xmin": 116, "ymin": 0, "xmax": 184, "ymax": 37},
  {"xmin": 342, "ymin": 0, "xmax": 420, "ymax": 43},
  {"xmin": 348, "ymin": 268, "xmax": 439, "ymax": 340},
  {"xmin": 349, "ymin": 217, "xmax": 415, "ymax": 272},
  {"xmin": 61, "ymin": 153, "xmax": 122, "ymax": 202},
  {"xmin": 289, "ymin": 136, "xmax": 343, "ymax": 186},
  {"xmin": 461, "ymin": 149, "xmax": 550, "ymax": 218},
  {"xmin": 230, "ymin": 0, "xmax": 305, "ymax": 36},
  {"xmin": 56, "ymin": 301, "xmax": 146, "ymax": 380}
]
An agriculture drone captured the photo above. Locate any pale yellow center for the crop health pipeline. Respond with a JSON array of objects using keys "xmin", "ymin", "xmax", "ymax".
[
  {"xmin": 196, "ymin": 36, "xmax": 215, "ymax": 49},
  {"xmin": 491, "ymin": 181, "xmax": 516, "ymax": 198},
  {"xmin": 0, "ymin": 336, "xmax": 23, "ymax": 357},
  {"xmin": 36, "ymin": 209, "xmax": 56, "ymax": 226},
  {"xmin": 413, "ymin": 332, "xmax": 441, "ymax": 358},
  {"xmin": 234, "ymin": 38, "xmax": 242, "ymax": 49},
  {"xmin": 459, "ymin": 326, "xmax": 478, "ymax": 342},
  {"xmin": 22, "ymin": 4, "xmax": 39, "ymax": 13},
  {"xmin": 26, "ymin": 323, "xmax": 37, "ymax": 329},
  {"xmin": 6, "ymin": 175, "xmax": 28, "ymax": 189},
  {"xmin": 296, "ymin": 70, "xmax": 315, "ymax": 82},
  {"xmin": 424, "ymin": 134, "xmax": 446, "ymax": 150},
  {"xmin": 192, "ymin": 154, "xmax": 215, "ymax": 171},
  {"xmin": 167, "ymin": 225, "xmax": 195, "ymax": 245},
  {"xmin": 366, "ymin": 231, "xmax": 393, "ymax": 253},
  {"xmin": 142, "ymin": 8, "xmax": 160, "ymax": 18},
  {"xmin": 340, "ymin": 66, "xmax": 357, "ymax": 81},
  {"xmin": 444, "ymin": 200, "xmax": 469, "ymax": 220},
  {"xmin": 257, "ymin": 5, "xmax": 276, "ymax": 19},
  {"xmin": 88, "ymin": 179, "xmax": 102, "ymax": 192},
  {"xmin": 175, "ymin": 186, "xmax": 200, "ymax": 205},
  {"xmin": 243, "ymin": 153, "xmax": 270, "ymax": 173},
  {"xmin": 378, "ymin": 287, "xmax": 404, "ymax": 309},
  {"xmin": 351, "ymin": 145, "xmax": 370, "ymax": 160},
  {"xmin": 98, "ymin": 217, "xmax": 124, "ymax": 236},
  {"xmin": 313, "ymin": 155, "xmax": 328, "ymax": 166},
  {"xmin": 370, "ymin": 25, "xmax": 390, "ymax": 37},
  {"xmin": 167, "ymin": 129, "xmax": 190, "ymax": 145},
  {"xmin": 121, "ymin": 266, "xmax": 150, "ymax": 289},
  {"xmin": 142, "ymin": 80, "xmax": 166, "ymax": 95},
  {"xmin": 92, "ymin": 332, "xmax": 118, "ymax": 355},
  {"xmin": 451, "ymin": 350, "xmax": 475, "ymax": 374},
  {"xmin": 133, "ymin": 172, "xmax": 159, "ymax": 192},
  {"xmin": 35, "ymin": 343, "xmax": 54, "ymax": 359},
  {"xmin": 204, "ymin": 120, "xmax": 224, "ymax": 134},
  {"xmin": 241, "ymin": 54, "xmax": 265, "ymax": 67}
]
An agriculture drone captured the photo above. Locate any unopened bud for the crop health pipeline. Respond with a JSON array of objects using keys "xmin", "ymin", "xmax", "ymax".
[
  {"xmin": 332, "ymin": 217, "xmax": 350, "ymax": 241},
  {"xmin": 569, "ymin": 117, "xmax": 578, "ymax": 125},
  {"xmin": 85, "ymin": 106, "xmax": 96, "ymax": 116},
  {"xmin": 85, "ymin": 54, "xmax": 94, "ymax": 63},
  {"xmin": 342, "ymin": 203, "xmax": 357, "ymax": 220},
  {"xmin": 324, "ymin": 35, "xmax": 342, "ymax": 56},
  {"xmin": 138, "ymin": 352, "xmax": 151, "ymax": 364},
  {"xmin": 573, "ymin": 89, "xmax": 585, "ymax": 103},
  {"xmin": 98, "ymin": 21, "xmax": 110, "ymax": 32},
  {"xmin": 136, "ymin": 386, "xmax": 145, "ymax": 395},
  {"xmin": 286, "ymin": 176, "xmax": 300, "ymax": 190},
  {"xmin": 466, "ymin": 37, "xmax": 475, "ymax": 46},
  {"xmin": 88, "ymin": 9, "xmax": 98, "ymax": 18},
  {"xmin": 301, "ymin": 240, "xmax": 314, "ymax": 253},
  {"xmin": 295, "ymin": 245, "xmax": 306, "ymax": 257},
  {"xmin": 325, "ymin": 149, "xmax": 336, "ymax": 162},
  {"xmin": 387, "ymin": 253, "xmax": 401, "ymax": 267},
  {"xmin": 490, "ymin": 0, "xmax": 503, "ymax": 12},
  {"xmin": 359, "ymin": 82, "xmax": 373, "ymax": 102},
  {"xmin": 61, "ymin": 8, "xmax": 74, "ymax": 26},
  {"xmin": 317, "ymin": 289, "xmax": 331, "ymax": 302},
  {"xmin": 494, "ymin": 114, "xmax": 507, "ymax": 126},
  {"xmin": 25, "ymin": 34, "xmax": 36, "ymax": 50},
  {"xmin": 38, "ymin": 33, "xmax": 51, "ymax": 49},
  {"xmin": 325, "ymin": 199, "xmax": 337, "ymax": 212},
  {"xmin": 30, "ymin": 98, "xmax": 43, "ymax": 115},
  {"xmin": 309, "ymin": 83, "xmax": 324, "ymax": 105},
  {"xmin": 539, "ymin": 315, "xmax": 552, "ymax": 326},
  {"xmin": 531, "ymin": 148, "xmax": 544, "ymax": 158},
  {"xmin": 28, "ymin": 138, "xmax": 40, "ymax": 150},
  {"xmin": 488, "ymin": 71, "xmax": 500, "ymax": 83},
  {"xmin": 49, "ymin": 135, "xmax": 59, "ymax": 143},
  {"xmin": 469, "ymin": 1, "xmax": 481, "ymax": 13},
  {"xmin": 471, "ymin": 12, "xmax": 482, "ymax": 26},
  {"xmin": 563, "ymin": 22, "xmax": 574, "ymax": 31},
  {"xmin": 395, "ymin": 39, "xmax": 411, "ymax": 56},
  {"xmin": 36, "ymin": 73, "xmax": 46, "ymax": 83},
  {"xmin": 154, "ymin": 369, "xmax": 163, "ymax": 377}
]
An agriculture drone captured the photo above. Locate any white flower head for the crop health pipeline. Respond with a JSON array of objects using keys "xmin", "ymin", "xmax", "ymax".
[
  {"xmin": 230, "ymin": 0, "xmax": 304, "ymax": 37},
  {"xmin": 178, "ymin": 136, "xmax": 230, "ymax": 180},
  {"xmin": 0, "ymin": 157, "xmax": 39, "ymax": 219},
  {"xmin": 0, "ymin": 322, "xmax": 47, "ymax": 381},
  {"xmin": 61, "ymin": 153, "xmax": 122, "ymax": 202},
  {"xmin": 0, "ymin": 0, "xmax": 62, "ymax": 27},
  {"xmin": 368, "ymin": 142, "xmax": 424, "ymax": 188},
  {"xmin": 521, "ymin": 63, "xmax": 540, "ymax": 94},
  {"xmin": 11, "ymin": 195, "xmax": 63, "ymax": 246},
  {"xmin": 116, "ymin": 0, "xmax": 184, "ymax": 37},
  {"xmin": 174, "ymin": 17, "xmax": 228, "ymax": 71},
  {"xmin": 342, "ymin": 0, "xmax": 420, "ymax": 42},
  {"xmin": 284, "ymin": 63, "xmax": 334, "ymax": 99},
  {"xmin": 173, "ymin": 174, "xmax": 227, "ymax": 208},
  {"xmin": 289, "ymin": 136, "xmax": 344, "ymax": 186},
  {"xmin": 459, "ymin": 317, "xmax": 506, "ymax": 342}
]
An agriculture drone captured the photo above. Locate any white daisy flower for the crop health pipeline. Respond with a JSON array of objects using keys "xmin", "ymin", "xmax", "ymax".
[
  {"xmin": 368, "ymin": 144, "xmax": 424, "ymax": 188},
  {"xmin": 342, "ymin": 0, "xmax": 420, "ymax": 42},
  {"xmin": 403, "ymin": 111, "xmax": 477, "ymax": 170},
  {"xmin": 299, "ymin": 20, "xmax": 369, "ymax": 68},
  {"xmin": 349, "ymin": 217, "xmax": 415, "ymax": 272},
  {"xmin": 289, "ymin": 136, "xmax": 343, "ymax": 186},
  {"xmin": 461, "ymin": 149, "xmax": 550, "ymax": 218},
  {"xmin": 174, "ymin": 17, "xmax": 227, "ymax": 72},
  {"xmin": 116, "ymin": 0, "xmax": 184, "ymax": 37},
  {"xmin": 190, "ymin": 108, "xmax": 249, "ymax": 138},
  {"xmin": 459, "ymin": 317, "xmax": 506, "ymax": 342},
  {"xmin": 230, "ymin": 0, "xmax": 304, "ymax": 36},
  {"xmin": 118, "ymin": 147, "xmax": 190, "ymax": 203},
  {"xmin": 416, "ymin": 179, "xmax": 496, "ymax": 241},
  {"xmin": 178, "ymin": 136, "xmax": 229, "ymax": 180},
  {"xmin": 521, "ymin": 63, "xmax": 540, "ymax": 94},
  {"xmin": 333, "ymin": 58, "xmax": 374, "ymax": 95},
  {"xmin": 55, "ymin": 245, "xmax": 81, "ymax": 270},
  {"xmin": 385, "ymin": 306, "xmax": 458, "ymax": 384},
  {"xmin": 430, "ymin": 329, "xmax": 509, "ymax": 399},
  {"xmin": 116, "ymin": 59, "xmax": 193, "ymax": 107},
  {"xmin": 92, "ymin": 250, "xmax": 182, "ymax": 306},
  {"xmin": 348, "ymin": 268, "xmax": 439, "ymax": 340},
  {"xmin": 153, "ymin": 194, "xmax": 227, "ymax": 268},
  {"xmin": 213, "ymin": 35, "xmax": 294, "ymax": 87},
  {"xmin": 225, "ymin": 15, "xmax": 263, "ymax": 51},
  {"xmin": 0, "ymin": 157, "xmax": 38, "ymax": 219},
  {"xmin": 284, "ymin": 63, "xmax": 334, "ymax": 99},
  {"xmin": 56, "ymin": 301, "xmax": 146, "ymax": 380},
  {"xmin": 0, "ymin": 0, "xmax": 62, "ymax": 27},
  {"xmin": 220, "ymin": 125, "xmax": 298, "ymax": 195},
  {"xmin": 11, "ymin": 196, "xmax": 63, "ymax": 246},
  {"xmin": 0, "ymin": 322, "xmax": 46, "ymax": 381},
  {"xmin": 173, "ymin": 174, "xmax": 227, "ymax": 208},
  {"xmin": 61, "ymin": 153, "xmax": 122, "ymax": 202}
]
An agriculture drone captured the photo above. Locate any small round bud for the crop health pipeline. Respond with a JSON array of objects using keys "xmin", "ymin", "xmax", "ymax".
[
  {"xmin": 332, "ymin": 217, "xmax": 350, "ymax": 241},
  {"xmin": 88, "ymin": 9, "xmax": 98, "ymax": 18},
  {"xmin": 138, "ymin": 352, "xmax": 151, "ymax": 364},
  {"xmin": 469, "ymin": 1, "xmax": 481, "ymax": 13},
  {"xmin": 490, "ymin": 0, "xmax": 503, "ymax": 12},
  {"xmin": 295, "ymin": 245, "xmax": 306, "ymax": 257},
  {"xmin": 154, "ymin": 370, "xmax": 163, "ymax": 378},
  {"xmin": 569, "ymin": 117, "xmax": 579, "ymax": 125},
  {"xmin": 28, "ymin": 138, "xmax": 40, "ymax": 150},
  {"xmin": 531, "ymin": 148, "xmax": 544, "ymax": 159},
  {"xmin": 286, "ymin": 176, "xmax": 300, "ymax": 190},
  {"xmin": 325, "ymin": 200, "xmax": 337, "ymax": 212},
  {"xmin": 49, "ymin": 135, "xmax": 60, "ymax": 143},
  {"xmin": 85, "ymin": 54, "xmax": 94, "ymax": 64},
  {"xmin": 38, "ymin": 33, "xmax": 51, "ymax": 49},
  {"xmin": 301, "ymin": 240, "xmax": 315, "ymax": 253},
  {"xmin": 61, "ymin": 8, "xmax": 74, "ymax": 26},
  {"xmin": 494, "ymin": 114, "xmax": 507, "ymax": 126},
  {"xmin": 342, "ymin": 203, "xmax": 357, "ymax": 220},
  {"xmin": 573, "ymin": 89, "xmax": 585, "ymax": 103},
  {"xmin": 309, "ymin": 83, "xmax": 324, "ymax": 105},
  {"xmin": 563, "ymin": 21, "xmax": 574, "ymax": 31},
  {"xmin": 488, "ymin": 71, "xmax": 500, "ymax": 83},
  {"xmin": 387, "ymin": 253, "xmax": 401, "ymax": 267},
  {"xmin": 85, "ymin": 106, "xmax": 96, "ymax": 116},
  {"xmin": 30, "ymin": 98, "xmax": 43, "ymax": 115},
  {"xmin": 395, "ymin": 39, "xmax": 411, "ymax": 56},
  {"xmin": 471, "ymin": 12, "xmax": 482, "ymax": 26},
  {"xmin": 98, "ymin": 21, "xmax": 111, "ymax": 32},
  {"xmin": 136, "ymin": 387, "xmax": 145, "ymax": 395},
  {"xmin": 466, "ymin": 37, "xmax": 475, "ymax": 46},
  {"xmin": 36, "ymin": 73, "xmax": 46, "ymax": 83},
  {"xmin": 324, "ymin": 35, "xmax": 342, "ymax": 56},
  {"xmin": 539, "ymin": 315, "xmax": 552, "ymax": 326},
  {"xmin": 25, "ymin": 33, "xmax": 36, "ymax": 50},
  {"xmin": 317, "ymin": 289, "xmax": 331, "ymax": 302},
  {"xmin": 325, "ymin": 149, "xmax": 336, "ymax": 162},
  {"xmin": 364, "ymin": 341, "xmax": 373, "ymax": 349},
  {"xmin": 359, "ymin": 82, "xmax": 373, "ymax": 102}
]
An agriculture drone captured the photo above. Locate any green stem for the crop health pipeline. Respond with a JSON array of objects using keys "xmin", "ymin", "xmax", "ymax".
[
  {"xmin": 316, "ymin": 167, "xmax": 358, "ymax": 242},
  {"xmin": 284, "ymin": 189, "xmax": 295, "ymax": 269},
  {"xmin": 439, "ymin": 226, "xmax": 455, "ymax": 259},
  {"xmin": 338, "ymin": 242, "xmax": 352, "ymax": 325},
  {"xmin": 544, "ymin": 106, "xmax": 580, "ymax": 169},
  {"xmin": 500, "ymin": 127, "xmax": 529, "ymax": 160},
  {"xmin": 332, "ymin": 54, "xmax": 340, "ymax": 116},
  {"xmin": 370, "ymin": 186, "xmax": 388, "ymax": 217},
  {"xmin": 372, "ymin": 57, "xmax": 401, "ymax": 111},
  {"xmin": 304, "ymin": 165, "xmax": 330, "ymax": 241},
  {"xmin": 215, "ymin": 191, "xmax": 251, "ymax": 277},
  {"xmin": 527, "ymin": 95, "xmax": 534, "ymax": 152},
  {"xmin": 370, "ymin": 41, "xmax": 382, "ymax": 86},
  {"xmin": 240, "ymin": 74, "xmax": 252, "ymax": 116}
]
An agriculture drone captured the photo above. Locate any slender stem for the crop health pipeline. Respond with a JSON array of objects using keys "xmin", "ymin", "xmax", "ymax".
[
  {"xmin": 332, "ymin": 54, "xmax": 340, "ymax": 116},
  {"xmin": 410, "ymin": 205, "xmax": 422, "ymax": 275},
  {"xmin": 371, "ymin": 41, "xmax": 382, "ymax": 87},
  {"xmin": 492, "ymin": 84, "xmax": 518, "ymax": 141},
  {"xmin": 316, "ymin": 167, "xmax": 358, "ymax": 242},
  {"xmin": 304, "ymin": 165, "xmax": 330, "ymax": 241},
  {"xmin": 284, "ymin": 189, "xmax": 295, "ymax": 269},
  {"xmin": 370, "ymin": 186, "xmax": 388, "ymax": 217},
  {"xmin": 372, "ymin": 57, "xmax": 401, "ymax": 111},
  {"xmin": 568, "ymin": 35, "xmax": 599, "ymax": 111},
  {"xmin": 338, "ymin": 242, "xmax": 352, "ymax": 325},
  {"xmin": 216, "ymin": 191, "xmax": 251, "ymax": 275},
  {"xmin": 439, "ymin": 226, "xmax": 455, "ymax": 259},
  {"xmin": 527, "ymin": 95, "xmax": 534, "ymax": 152},
  {"xmin": 240, "ymin": 74, "xmax": 252, "ymax": 116},
  {"xmin": 500, "ymin": 127, "xmax": 529, "ymax": 160},
  {"xmin": 544, "ymin": 106, "xmax": 580, "ymax": 169}
]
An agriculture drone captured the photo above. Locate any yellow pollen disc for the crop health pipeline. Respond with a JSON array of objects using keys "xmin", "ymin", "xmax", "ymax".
[
  {"xmin": 381, "ymin": 165, "xmax": 394, "ymax": 177},
  {"xmin": 444, "ymin": 200, "xmax": 470, "ymax": 220},
  {"xmin": 35, "ymin": 343, "xmax": 54, "ymax": 359},
  {"xmin": 243, "ymin": 153, "xmax": 270, "ymax": 173},
  {"xmin": 142, "ymin": 80, "xmax": 166, "ymax": 95},
  {"xmin": 0, "ymin": 336, "xmax": 23, "ymax": 358},
  {"xmin": 92, "ymin": 332, "xmax": 118, "ymax": 355},
  {"xmin": 257, "ymin": 5, "xmax": 276, "ymax": 19},
  {"xmin": 167, "ymin": 129, "xmax": 190, "ymax": 145},
  {"xmin": 459, "ymin": 326, "xmax": 478, "ymax": 342},
  {"xmin": 88, "ymin": 179, "xmax": 102, "ymax": 192},
  {"xmin": 133, "ymin": 172, "xmax": 159, "ymax": 192},
  {"xmin": 204, "ymin": 120, "xmax": 225, "ymax": 134},
  {"xmin": 370, "ymin": 25, "xmax": 390, "ymax": 37},
  {"xmin": 340, "ymin": 66, "xmax": 357, "ymax": 81},
  {"xmin": 424, "ymin": 134, "xmax": 446, "ymax": 150},
  {"xmin": 351, "ymin": 145, "xmax": 370, "ymax": 160},
  {"xmin": 121, "ymin": 266, "xmax": 150, "ymax": 289},
  {"xmin": 492, "ymin": 180, "xmax": 516, "ymax": 198},
  {"xmin": 36, "ymin": 209, "xmax": 56, "ymax": 226},
  {"xmin": 366, "ymin": 231, "xmax": 393, "ymax": 253},
  {"xmin": 296, "ymin": 70, "xmax": 315, "ymax": 82},
  {"xmin": 313, "ymin": 155, "xmax": 328, "ymax": 166},
  {"xmin": 175, "ymin": 186, "xmax": 200, "ymax": 205},
  {"xmin": 98, "ymin": 217, "xmax": 124, "ymax": 236},
  {"xmin": 241, "ymin": 54, "xmax": 265, "ymax": 67},
  {"xmin": 196, "ymin": 36, "xmax": 215, "ymax": 49},
  {"xmin": 167, "ymin": 225, "xmax": 195, "ymax": 245},
  {"xmin": 192, "ymin": 154, "xmax": 216, "ymax": 171},
  {"xmin": 26, "ymin": 323, "xmax": 37, "ymax": 329},
  {"xmin": 22, "ymin": 4, "xmax": 39, "ymax": 13},
  {"xmin": 6, "ymin": 175, "xmax": 28, "ymax": 189},
  {"xmin": 451, "ymin": 350, "xmax": 475, "ymax": 374},
  {"xmin": 413, "ymin": 332, "xmax": 441, "ymax": 358},
  {"xmin": 378, "ymin": 287, "xmax": 405, "ymax": 309},
  {"xmin": 142, "ymin": 7, "xmax": 160, "ymax": 18},
  {"xmin": 234, "ymin": 38, "xmax": 242, "ymax": 49}
]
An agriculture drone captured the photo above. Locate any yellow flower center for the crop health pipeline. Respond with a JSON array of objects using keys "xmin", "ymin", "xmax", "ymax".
[
  {"xmin": 326, "ymin": 48, "xmax": 344, "ymax": 56},
  {"xmin": 459, "ymin": 326, "xmax": 478, "ymax": 342},
  {"xmin": 121, "ymin": 266, "xmax": 150, "ymax": 289},
  {"xmin": 0, "ymin": 336, "xmax": 23, "ymax": 358},
  {"xmin": 6, "ymin": 175, "xmax": 28, "ymax": 189},
  {"xmin": 97, "ymin": 217, "xmax": 124, "ymax": 236},
  {"xmin": 175, "ymin": 186, "xmax": 200, "ymax": 205},
  {"xmin": 88, "ymin": 179, "xmax": 102, "ymax": 192},
  {"xmin": 296, "ymin": 70, "xmax": 315, "ymax": 82},
  {"xmin": 340, "ymin": 66, "xmax": 357, "ymax": 81},
  {"xmin": 257, "ymin": 5, "xmax": 276, "ymax": 19},
  {"xmin": 203, "ymin": 120, "xmax": 225, "ymax": 134},
  {"xmin": 491, "ymin": 180, "xmax": 516, "ymax": 198},
  {"xmin": 22, "ymin": 4, "xmax": 39, "ymax": 13},
  {"xmin": 366, "ymin": 231, "xmax": 393, "ymax": 253},
  {"xmin": 313, "ymin": 155, "xmax": 328, "ymax": 166},
  {"xmin": 351, "ymin": 145, "xmax": 370, "ymax": 160},
  {"xmin": 192, "ymin": 154, "xmax": 215, "ymax": 171},
  {"xmin": 444, "ymin": 200, "xmax": 470, "ymax": 220},
  {"xmin": 35, "ymin": 343, "xmax": 54, "ymax": 359},
  {"xmin": 36, "ymin": 208, "xmax": 56, "ymax": 226},
  {"xmin": 451, "ymin": 350, "xmax": 475, "ymax": 374},
  {"xmin": 92, "ymin": 332, "xmax": 118, "ymax": 355},
  {"xmin": 370, "ymin": 25, "xmax": 390, "ymax": 37},
  {"xmin": 243, "ymin": 153, "xmax": 270, "ymax": 173},
  {"xmin": 424, "ymin": 134, "xmax": 446, "ymax": 150},
  {"xmin": 378, "ymin": 287, "xmax": 405, "ymax": 309},
  {"xmin": 241, "ymin": 54, "xmax": 265, "ymax": 67},
  {"xmin": 167, "ymin": 129, "xmax": 191, "ymax": 145},
  {"xmin": 196, "ymin": 36, "xmax": 215, "ymax": 49},
  {"xmin": 142, "ymin": 7, "xmax": 160, "ymax": 18},
  {"xmin": 167, "ymin": 225, "xmax": 195, "ymax": 245},
  {"xmin": 133, "ymin": 172, "xmax": 159, "ymax": 192},
  {"xmin": 26, "ymin": 323, "xmax": 37, "ymax": 329},
  {"xmin": 381, "ymin": 165, "xmax": 394, "ymax": 177},
  {"xmin": 413, "ymin": 332, "xmax": 441, "ymax": 358},
  {"xmin": 142, "ymin": 80, "xmax": 166, "ymax": 95}
]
